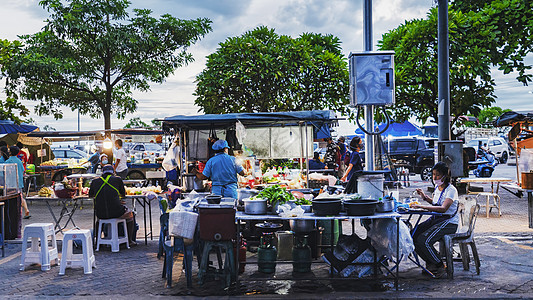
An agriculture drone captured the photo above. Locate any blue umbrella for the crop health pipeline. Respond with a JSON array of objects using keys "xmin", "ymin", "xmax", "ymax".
[
  {"xmin": 355, "ymin": 121, "xmax": 422, "ymax": 137},
  {"xmin": 0, "ymin": 120, "xmax": 38, "ymax": 134}
]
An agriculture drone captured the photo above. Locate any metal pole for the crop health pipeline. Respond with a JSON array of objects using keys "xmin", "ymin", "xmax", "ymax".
[
  {"xmin": 438, "ymin": 0, "xmax": 450, "ymax": 141},
  {"xmin": 364, "ymin": 0, "xmax": 375, "ymax": 171}
]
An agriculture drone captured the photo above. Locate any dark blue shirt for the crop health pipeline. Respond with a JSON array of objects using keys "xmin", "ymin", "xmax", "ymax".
[
  {"xmin": 308, "ymin": 159, "xmax": 326, "ymax": 170},
  {"xmin": 346, "ymin": 151, "xmax": 363, "ymax": 181}
]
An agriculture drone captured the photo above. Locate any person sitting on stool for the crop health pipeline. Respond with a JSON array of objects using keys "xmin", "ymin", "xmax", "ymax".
[{"xmin": 89, "ymin": 164, "xmax": 137, "ymax": 246}]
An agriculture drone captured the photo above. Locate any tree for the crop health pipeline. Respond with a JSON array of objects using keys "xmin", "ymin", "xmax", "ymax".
[
  {"xmin": 194, "ymin": 26, "xmax": 349, "ymax": 115},
  {"xmin": 467, "ymin": 106, "xmax": 511, "ymax": 126},
  {"xmin": 0, "ymin": 39, "xmax": 29, "ymax": 123},
  {"xmin": 124, "ymin": 117, "xmax": 149, "ymax": 129},
  {"xmin": 378, "ymin": 8, "xmax": 496, "ymax": 135},
  {"xmin": 451, "ymin": 0, "xmax": 533, "ymax": 85},
  {"xmin": 3, "ymin": 0, "xmax": 212, "ymax": 129}
]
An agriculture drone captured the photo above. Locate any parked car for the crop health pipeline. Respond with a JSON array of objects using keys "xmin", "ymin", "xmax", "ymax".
[
  {"xmin": 51, "ymin": 148, "xmax": 89, "ymax": 161},
  {"xmin": 465, "ymin": 137, "xmax": 510, "ymax": 163},
  {"xmin": 129, "ymin": 143, "xmax": 165, "ymax": 158},
  {"xmin": 386, "ymin": 137, "xmax": 435, "ymax": 181}
]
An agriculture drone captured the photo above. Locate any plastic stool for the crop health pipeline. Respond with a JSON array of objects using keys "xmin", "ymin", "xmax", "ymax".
[
  {"xmin": 59, "ymin": 229, "xmax": 96, "ymax": 275},
  {"xmin": 476, "ymin": 192, "xmax": 501, "ymax": 218},
  {"xmin": 198, "ymin": 240, "xmax": 235, "ymax": 287},
  {"xmin": 20, "ymin": 223, "xmax": 59, "ymax": 271},
  {"xmin": 96, "ymin": 218, "xmax": 129, "ymax": 252}
]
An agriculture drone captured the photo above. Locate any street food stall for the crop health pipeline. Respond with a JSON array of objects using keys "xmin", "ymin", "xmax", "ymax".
[
  {"xmin": 493, "ymin": 110, "xmax": 533, "ymax": 228},
  {"xmin": 162, "ymin": 110, "xmax": 339, "ymax": 192}
]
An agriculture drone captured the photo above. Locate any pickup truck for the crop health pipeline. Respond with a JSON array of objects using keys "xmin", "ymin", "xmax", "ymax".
[{"xmin": 386, "ymin": 137, "xmax": 435, "ymax": 181}]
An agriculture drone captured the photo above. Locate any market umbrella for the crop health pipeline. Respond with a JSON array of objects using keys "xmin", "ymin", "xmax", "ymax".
[
  {"xmin": 355, "ymin": 121, "xmax": 422, "ymax": 137},
  {"xmin": 0, "ymin": 119, "xmax": 38, "ymax": 134}
]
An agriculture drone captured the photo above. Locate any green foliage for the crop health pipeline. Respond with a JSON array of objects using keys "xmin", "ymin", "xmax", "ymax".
[
  {"xmin": 0, "ymin": 39, "xmax": 29, "ymax": 123},
  {"xmin": 378, "ymin": 8, "xmax": 496, "ymax": 131},
  {"xmin": 465, "ymin": 106, "xmax": 511, "ymax": 126},
  {"xmin": 124, "ymin": 117, "xmax": 150, "ymax": 129},
  {"xmin": 3, "ymin": 0, "xmax": 212, "ymax": 129},
  {"xmin": 194, "ymin": 26, "xmax": 350, "ymax": 116}
]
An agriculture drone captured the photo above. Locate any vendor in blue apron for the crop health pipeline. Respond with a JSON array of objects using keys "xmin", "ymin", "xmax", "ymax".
[
  {"xmin": 412, "ymin": 162, "xmax": 459, "ymax": 278},
  {"xmin": 195, "ymin": 140, "xmax": 245, "ymax": 199}
]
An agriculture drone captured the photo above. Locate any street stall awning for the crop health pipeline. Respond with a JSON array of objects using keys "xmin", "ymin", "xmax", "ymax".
[
  {"xmin": 162, "ymin": 110, "xmax": 338, "ymax": 130},
  {"xmin": 0, "ymin": 119, "xmax": 38, "ymax": 134}
]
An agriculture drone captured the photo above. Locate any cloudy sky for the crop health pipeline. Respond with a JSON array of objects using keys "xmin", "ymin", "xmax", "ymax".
[{"xmin": 1, "ymin": 0, "xmax": 532, "ymax": 132}]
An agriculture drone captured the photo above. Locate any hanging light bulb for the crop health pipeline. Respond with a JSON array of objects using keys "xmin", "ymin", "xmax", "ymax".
[{"xmin": 103, "ymin": 137, "xmax": 113, "ymax": 150}]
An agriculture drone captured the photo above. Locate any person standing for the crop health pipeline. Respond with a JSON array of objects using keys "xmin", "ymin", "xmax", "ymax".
[
  {"xmin": 113, "ymin": 139, "xmax": 128, "ymax": 179},
  {"xmin": 2, "ymin": 146, "xmax": 31, "ymax": 219},
  {"xmin": 16, "ymin": 142, "xmax": 29, "ymax": 170},
  {"xmin": 195, "ymin": 140, "xmax": 245, "ymax": 199},
  {"xmin": 341, "ymin": 137, "xmax": 364, "ymax": 182},
  {"xmin": 89, "ymin": 164, "xmax": 136, "ymax": 246},
  {"xmin": 412, "ymin": 162, "xmax": 459, "ymax": 277},
  {"xmin": 86, "ymin": 145, "xmax": 101, "ymax": 173},
  {"xmin": 337, "ymin": 136, "xmax": 348, "ymax": 177},
  {"xmin": 324, "ymin": 137, "xmax": 340, "ymax": 171}
]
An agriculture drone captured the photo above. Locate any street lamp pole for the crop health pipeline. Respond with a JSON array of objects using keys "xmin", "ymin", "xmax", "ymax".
[
  {"xmin": 363, "ymin": 0, "xmax": 375, "ymax": 171},
  {"xmin": 438, "ymin": 0, "xmax": 450, "ymax": 141}
]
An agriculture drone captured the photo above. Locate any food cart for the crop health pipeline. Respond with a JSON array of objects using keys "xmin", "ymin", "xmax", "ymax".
[{"xmin": 161, "ymin": 110, "xmax": 339, "ymax": 190}]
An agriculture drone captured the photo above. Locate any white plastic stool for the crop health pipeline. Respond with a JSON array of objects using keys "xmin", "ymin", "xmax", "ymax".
[
  {"xmin": 59, "ymin": 229, "xmax": 96, "ymax": 275},
  {"xmin": 20, "ymin": 223, "xmax": 59, "ymax": 271},
  {"xmin": 476, "ymin": 192, "xmax": 501, "ymax": 218},
  {"xmin": 96, "ymin": 218, "xmax": 129, "ymax": 252}
]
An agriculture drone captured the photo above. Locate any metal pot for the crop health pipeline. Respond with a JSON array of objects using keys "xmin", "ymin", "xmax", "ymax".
[
  {"xmin": 184, "ymin": 173, "xmax": 202, "ymax": 191},
  {"xmin": 243, "ymin": 198, "xmax": 267, "ymax": 215},
  {"xmin": 290, "ymin": 220, "xmax": 316, "ymax": 233},
  {"xmin": 238, "ymin": 188, "xmax": 259, "ymax": 201},
  {"xmin": 376, "ymin": 197, "xmax": 395, "ymax": 212}
]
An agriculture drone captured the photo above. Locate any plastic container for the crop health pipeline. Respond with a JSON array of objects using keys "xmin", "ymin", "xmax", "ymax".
[
  {"xmin": 357, "ymin": 174, "xmax": 384, "ymax": 200},
  {"xmin": 168, "ymin": 210, "xmax": 198, "ymax": 239},
  {"xmin": 198, "ymin": 207, "xmax": 236, "ymax": 241}
]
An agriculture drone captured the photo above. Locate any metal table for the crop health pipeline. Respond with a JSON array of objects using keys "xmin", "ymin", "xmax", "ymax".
[
  {"xmin": 125, "ymin": 195, "xmax": 154, "ymax": 245},
  {"xmin": 26, "ymin": 196, "xmax": 91, "ymax": 234},
  {"xmin": 235, "ymin": 211, "xmax": 402, "ymax": 290}
]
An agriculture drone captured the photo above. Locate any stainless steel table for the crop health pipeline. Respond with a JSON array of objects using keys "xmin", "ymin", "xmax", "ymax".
[
  {"xmin": 235, "ymin": 211, "xmax": 402, "ymax": 290},
  {"xmin": 125, "ymin": 195, "xmax": 154, "ymax": 245}
]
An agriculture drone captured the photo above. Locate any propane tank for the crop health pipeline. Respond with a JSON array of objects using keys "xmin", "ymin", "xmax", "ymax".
[{"xmin": 292, "ymin": 235, "xmax": 311, "ymax": 273}]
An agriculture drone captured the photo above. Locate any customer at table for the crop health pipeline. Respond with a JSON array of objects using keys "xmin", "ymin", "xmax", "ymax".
[
  {"xmin": 195, "ymin": 139, "xmax": 245, "ymax": 199},
  {"xmin": 2, "ymin": 146, "xmax": 31, "ymax": 219},
  {"xmin": 89, "ymin": 164, "xmax": 136, "ymax": 246},
  {"xmin": 113, "ymin": 139, "xmax": 128, "ymax": 179},
  {"xmin": 308, "ymin": 152, "xmax": 326, "ymax": 170},
  {"xmin": 412, "ymin": 162, "xmax": 459, "ymax": 277}
]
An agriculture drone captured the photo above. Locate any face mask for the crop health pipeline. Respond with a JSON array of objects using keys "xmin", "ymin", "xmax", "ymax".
[
  {"xmin": 434, "ymin": 177, "xmax": 444, "ymax": 186},
  {"xmin": 359, "ymin": 144, "xmax": 364, "ymax": 151},
  {"xmin": 102, "ymin": 159, "xmax": 108, "ymax": 164}
]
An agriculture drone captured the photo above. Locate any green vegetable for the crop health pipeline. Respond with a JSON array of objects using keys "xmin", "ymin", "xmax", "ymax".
[
  {"xmin": 257, "ymin": 185, "xmax": 295, "ymax": 206},
  {"xmin": 295, "ymin": 198, "xmax": 312, "ymax": 205}
]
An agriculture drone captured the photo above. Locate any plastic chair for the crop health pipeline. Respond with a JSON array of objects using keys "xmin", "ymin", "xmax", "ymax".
[
  {"xmin": 59, "ymin": 229, "xmax": 96, "ymax": 275},
  {"xmin": 96, "ymin": 218, "xmax": 129, "ymax": 252},
  {"xmin": 160, "ymin": 213, "xmax": 194, "ymax": 288},
  {"xmin": 443, "ymin": 199, "xmax": 481, "ymax": 279},
  {"xmin": 476, "ymin": 192, "xmax": 501, "ymax": 218},
  {"xmin": 20, "ymin": 223, "xmax": 59, "ymax": 271}
]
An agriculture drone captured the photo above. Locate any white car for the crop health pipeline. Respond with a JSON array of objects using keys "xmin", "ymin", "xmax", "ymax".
[
  {"xmin": 465, "ymin": 137, "xmax": 510, "ymax": 163},
  {"xmin": 129, "ymin": 143, "xmax": 165, "ymax": 158}
]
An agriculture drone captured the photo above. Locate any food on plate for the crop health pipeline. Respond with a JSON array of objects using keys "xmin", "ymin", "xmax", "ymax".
[
  {"xmin": 125, "ymin": 186, "xmax": 162, "ymax": 195},
  {"xmin": 409, "ymin": 201, "xmax": 420, "ymax": 208}
]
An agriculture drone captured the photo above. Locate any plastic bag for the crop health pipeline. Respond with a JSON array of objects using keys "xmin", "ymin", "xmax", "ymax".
[
  {"xmin": 278, "ymin": 205, "xmax": 304, "ymax": 218},
  {"xmin": 367, "ymin": 219, "xmax": 414, "ymax": 260},
  {"xmin": 236, "ymin": 120, "xmax": 246, "ymax": 144},
  {"xmin": 168, "ymin": 209, "xmax": 197, "ymax": 239},
  {"xmin": 162, "ymin": 141, "xmax": 180, "ymax": 172}
]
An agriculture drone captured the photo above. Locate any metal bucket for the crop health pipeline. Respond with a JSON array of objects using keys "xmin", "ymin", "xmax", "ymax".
[{"xmin": 357, "ymin": 174, "xmax": 384, "ymax": 200}]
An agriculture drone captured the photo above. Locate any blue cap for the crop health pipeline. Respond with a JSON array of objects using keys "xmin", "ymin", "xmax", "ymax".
[
  {"xmin": 212, "ymin": 140, "xmax": 229, "ymax": 150},
  {"xmin": 102, "ymin": 165, "xmax": 114, "ymax": 174}
]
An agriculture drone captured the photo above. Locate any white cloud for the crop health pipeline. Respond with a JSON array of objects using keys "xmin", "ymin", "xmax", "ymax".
[{"xmin": 2, "ymin": 0, "xmax": 533, "ymax": 131}]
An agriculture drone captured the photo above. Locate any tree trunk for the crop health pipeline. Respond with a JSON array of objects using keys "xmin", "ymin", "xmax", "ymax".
[{"xmin": 104, "ymin": 108, "xmax": 111, "ymax": 130}]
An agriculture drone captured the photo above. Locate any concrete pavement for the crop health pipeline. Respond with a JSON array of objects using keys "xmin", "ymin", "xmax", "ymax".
[{"xmin": 1, "ymin": 163, "xmax": 532, "ymax": 298}]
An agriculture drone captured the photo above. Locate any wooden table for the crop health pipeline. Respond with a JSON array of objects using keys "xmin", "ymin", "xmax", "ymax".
[{"xmin": 459, "ymin": 177, "xmax": 513, "ymax": 194}]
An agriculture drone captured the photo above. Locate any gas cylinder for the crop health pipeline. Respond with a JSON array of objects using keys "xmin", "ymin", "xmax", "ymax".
[
  {"xmin": 258, "ymin": 233, "xmax": 277, "ymax": 273},
  {"xmin": 292, "ymin": 236, "xmax": 311, "ymax": 273},
  {"xmin": 234, "ymin": 236, "xmax": 247, "ymax": 274}
]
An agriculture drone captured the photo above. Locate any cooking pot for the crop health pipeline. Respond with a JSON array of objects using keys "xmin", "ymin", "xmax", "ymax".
[
  {"xmin": 344, "ymin": 199, "xmax": 378, "ymax": 216},
  {"xmin": 376, "ymin": 196, "xmax": 395, "ymax": 212},
  {"xmin": 238, "ymin": 188, "xmax": 259, "ymax": 201},
  {"xmin": 290, "ymin": 220, "xmax": 316, "ymax": 233},
  {"xmin": 206, "ymin": 194, "xmax": 222, "ymax": 204},
  {"xmin": 184, "ymin": 173, "xmax": 203, "ymax": 191},
  {"xmin": 312, "ymin": 197, "xmax": 342, "ymax": 216},
  {"xmin": 243, "ymin": 198, "xmax": 267, "ymax": 215}
]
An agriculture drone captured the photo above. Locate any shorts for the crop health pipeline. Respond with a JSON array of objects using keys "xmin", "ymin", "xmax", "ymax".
[{"xmin": 116, "ymin": 169, "xmax": 128, "ymax": 179}]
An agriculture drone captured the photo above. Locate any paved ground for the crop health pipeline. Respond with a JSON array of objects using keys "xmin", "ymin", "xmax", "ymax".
[{"xmin": 1, "ymin": 163, "xmax": 532, "ymax": 298}]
